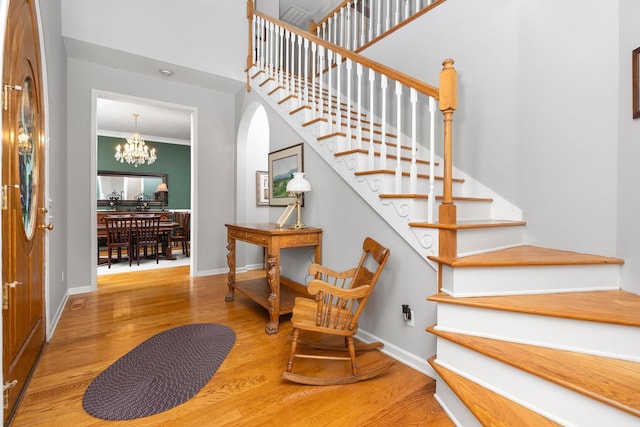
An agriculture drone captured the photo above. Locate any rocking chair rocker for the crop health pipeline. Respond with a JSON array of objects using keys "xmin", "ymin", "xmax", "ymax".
[{"xmin": 282, "ymin": 237, "xmax": 392, "ymax": 385}]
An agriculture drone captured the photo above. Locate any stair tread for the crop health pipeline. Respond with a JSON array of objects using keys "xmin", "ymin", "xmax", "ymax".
[
  {"xmin": 410, "ymin": 219, "xmax": 526, "ymax": 229},
  {"xmin": 334, "ymin": 148, "xmax": 439, "ymax": 166},
  {"xmin": 379, "ymin": 193, "xmax": 493, "ymax": 202},
  {"xmin": 428, "ymin": 328, "xmax": 640, "ymax": 417},
  {"xmin": 428, "ymin": 356, "xmax": 562, "ymax": 426},
  {"xmin": 428, "ymin": 290, "xmax": 640, "ymax": 327},
  {"xmin": 354, "ymin": 169, "xmax": 464, "ymax": 183},
  {"xmin": 429, "ymin": 244, "xmax": 624, "ymax": 267}
]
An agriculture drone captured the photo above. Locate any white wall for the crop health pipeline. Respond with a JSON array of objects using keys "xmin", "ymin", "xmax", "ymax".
[
  {"xmin": 61, "ymin": 0, "xmax": 247, "ymax": 83},
  {"xmin": 66, "ymin": 59, "xmax": 238, "ymax": 290},
  {"xmin": 364, "ymin": 0, "xmax": 621, "ymax": 260},
  {"xmin": 618, "ymin": 0, "xmax": 640, "ymax": 295},
  {"xmin": 37, "ymin": 0, "xmax": 69, "ymax": 336}
]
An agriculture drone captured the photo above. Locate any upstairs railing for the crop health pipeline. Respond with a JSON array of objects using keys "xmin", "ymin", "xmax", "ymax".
[
  {"xmin": 309, "ymin": 0, "xmax": 446, "ymax": 52},
  {"xmin": 247, "ymin": 1, "xmax": 458, "ymax": 256}
]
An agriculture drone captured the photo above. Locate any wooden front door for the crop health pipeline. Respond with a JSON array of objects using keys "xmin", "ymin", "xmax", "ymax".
[{"xmin": 2, "ymin": 0, "xmax": 47, "ymax": 421}]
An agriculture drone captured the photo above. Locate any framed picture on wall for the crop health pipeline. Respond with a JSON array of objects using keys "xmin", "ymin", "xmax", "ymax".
[
  {"xmin": 633, "ymin": 46, "xmax": 640, "ymax": 119},
  {"xmin": 268, "ymin": 143, "xmax": 303, "ymax": 206},
  {"xmin": 256, "ymin": 170, "xmax": 269, "ymax": 206}
]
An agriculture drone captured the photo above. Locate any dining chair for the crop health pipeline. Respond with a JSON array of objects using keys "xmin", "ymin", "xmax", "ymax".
[
  {"xmin": 132, "ymin": 215, "xmax": 161, "ymax": 265},
  {"xmin": 172, "ymin": 212, "xmax": 190, "ymax": 257},
  {"xmin": 102, "ymin": 215, "xmax": 134, "ymax": 268}
]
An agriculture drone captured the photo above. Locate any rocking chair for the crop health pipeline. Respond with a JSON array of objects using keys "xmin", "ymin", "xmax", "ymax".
[{"xmin": 282, "ymin": 237, "xmax": 392, "ymax": 385}]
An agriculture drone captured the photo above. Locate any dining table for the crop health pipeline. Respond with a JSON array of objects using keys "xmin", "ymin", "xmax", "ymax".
[{"xmin": 97, "ymin": 218, "xmax": 180, "ymax": 263}]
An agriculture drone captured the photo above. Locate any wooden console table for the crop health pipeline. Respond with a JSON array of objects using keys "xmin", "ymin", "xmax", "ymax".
[{"xmin": 225, "ymin": 223, "xmax": 322, "ymax": 334}]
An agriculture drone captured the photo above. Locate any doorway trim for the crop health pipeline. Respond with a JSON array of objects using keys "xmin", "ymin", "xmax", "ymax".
[{"xmin": 90, "ymin": 90, "xmax": 196, "ymax": 290}]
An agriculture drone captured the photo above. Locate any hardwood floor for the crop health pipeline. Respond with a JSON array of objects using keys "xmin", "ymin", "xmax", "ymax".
[{"xmin": 11, "ymin": 266, "xmax": 452, "ymax": 426}]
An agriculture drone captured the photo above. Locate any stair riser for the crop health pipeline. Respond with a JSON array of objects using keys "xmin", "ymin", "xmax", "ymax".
[
  {"xmin": 435, "ymin": 340, "xmax": 639, "ymax": 426},
  {"xmin": 441, "ymin": 264, "xmax": 620, "ymax": 297},
  {"xmin": 379, "ymin": 197, "xmax": 492, "ymax": 223},
  {"xmin": 432, "ymin": 379, "xmax": 483, "ymax": 427},
  {"xmin": 456, "ymin": 226, "xmax": 526, "ymax": 257},
  {"xmin": 433, "ymin": 305, "xmax": 640, "ymax": 362}
]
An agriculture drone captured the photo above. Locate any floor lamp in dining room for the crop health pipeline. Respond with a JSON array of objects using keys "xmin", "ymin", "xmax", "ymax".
[{"xmin": 157, "ymin": 182, "xmax": 168, "ymax": 210}]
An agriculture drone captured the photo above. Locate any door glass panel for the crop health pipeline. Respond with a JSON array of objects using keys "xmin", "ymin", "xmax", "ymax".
[{"xmin": 18, "ymin": 76, "xmax": 37, "ymax": 239}]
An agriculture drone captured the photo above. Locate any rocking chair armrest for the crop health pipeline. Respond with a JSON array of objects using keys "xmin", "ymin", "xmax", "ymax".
[
  {"xmin": 307, "ymin": 280, "xmax": 371, "ymax": 299},
  {"xmin": 308, "ymin": 264, "xmax": 357, "ymax": 280}
]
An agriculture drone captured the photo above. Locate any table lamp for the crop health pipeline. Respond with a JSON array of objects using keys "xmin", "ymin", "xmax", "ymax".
[
  {"xmin": 285, "ymin": 172, "xmax": 311, "ymax": 229},
  {"xmin": 156, "ymin": 182, "xmax": 168, "ymax": 210}
]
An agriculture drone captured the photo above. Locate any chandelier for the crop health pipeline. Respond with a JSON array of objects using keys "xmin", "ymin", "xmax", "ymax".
[{"xmin": 114, "ymin": 113, "xmax": 157, "ymax": 167}]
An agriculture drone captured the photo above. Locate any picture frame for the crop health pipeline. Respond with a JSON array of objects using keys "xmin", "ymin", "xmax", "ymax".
[
  {"xmin": 255, "ymin": 170, "xmax": 269, "ymax": 206},
  {"xmin": 268, "ymin": 143, "xmax": 303, "ymax": 206},
  {"xmin": 633, "ymin": 46, "xmax": 640, "ymax": 119}
]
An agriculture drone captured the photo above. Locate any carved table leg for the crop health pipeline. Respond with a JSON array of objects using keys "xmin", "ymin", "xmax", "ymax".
[
  {"xmin": 265, "ymin": 253, "xmax": 279, "ymax": 334},
  {"xmin": 225, "ymin": 237, "xmax": 236, "ymax": 302}
]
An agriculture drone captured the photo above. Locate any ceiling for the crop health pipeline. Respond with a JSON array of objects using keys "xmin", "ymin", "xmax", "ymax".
[{"xmin": 95, "ymin": 1, "xmax": 337, "ymax": 146}]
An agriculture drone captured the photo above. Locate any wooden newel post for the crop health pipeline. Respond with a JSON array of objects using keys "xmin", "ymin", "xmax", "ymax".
[
  {"xmin": 309, "ymin": 19, "xmax": 317, "ymax": 35},
  {"xmin": 439, "ymin": 58, "xmax": 458, "ymax": 258},
  {"xmin": 246, "ymin": 0, "xmax": 254, "ymax": 92}
]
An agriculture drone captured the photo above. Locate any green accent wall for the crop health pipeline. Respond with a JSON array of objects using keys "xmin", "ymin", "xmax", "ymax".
[{"xmin": 97, "ymin": 136, "xmax": 191, "ymax": 209}]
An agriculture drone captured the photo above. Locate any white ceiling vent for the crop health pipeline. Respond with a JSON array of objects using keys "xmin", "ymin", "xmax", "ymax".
[{"xmin": 280, "ymin": 5, "xmax": 312, "ymax": 29}]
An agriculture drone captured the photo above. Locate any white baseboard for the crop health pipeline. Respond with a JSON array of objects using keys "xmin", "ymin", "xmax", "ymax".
[{"xmin": 356, "ymin": 328, "xmax": 437, "ymax": 379}]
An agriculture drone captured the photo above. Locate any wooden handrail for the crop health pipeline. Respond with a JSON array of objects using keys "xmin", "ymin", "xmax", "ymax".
[
  {"xmin": 310, "ymin": 0, "xmax": 351, "ymax": 34},
  {"xmin": 250, "ymin": 7, "xmax": 440, "ymax": 100}
]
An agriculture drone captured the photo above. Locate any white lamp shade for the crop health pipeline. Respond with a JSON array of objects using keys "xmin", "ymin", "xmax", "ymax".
[
  {"xmin": 286, "ymin": 172, "xmax": 311, "ymax": 193},
  {"xmin": 156, "ymin": 182, "xmax": 168, "ymax": 192}
]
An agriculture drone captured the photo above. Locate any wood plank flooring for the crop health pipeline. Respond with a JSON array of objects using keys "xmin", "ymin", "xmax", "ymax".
[{"xmin": 11, "ymin": 266, "xmax": 452, "ymax": 426}]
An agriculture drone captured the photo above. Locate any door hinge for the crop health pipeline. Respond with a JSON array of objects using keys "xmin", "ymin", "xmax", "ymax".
[
  {"xmin": 3, "ymin": 281, "xmax": 22, "ymax": 310},
  {"xmin": 3, "ymin": 380, "xmax": 17, "ymax": 410},
  {"xmin": 2, "ymin": 184, "xmax": 19, "ymax": 210},
  {"xmin": 2, "ymin": 84, "xmax": 22, "ymax": 111}
]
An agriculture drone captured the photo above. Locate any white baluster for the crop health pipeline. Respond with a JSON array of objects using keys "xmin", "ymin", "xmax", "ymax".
[
  {"xmin": 368, "ymin": 0, "xmax": 374, "ymax": 43},
  {"xmin": 311, "ymin": 42, "xmax": 317, "ymax": 119},
  {"xmin": 340, "ymin": 8, "xmax": 345, "ymax": 48},
  {"xmin": 394, "ymin": 81, "xmax": 402, "ymax": 194},
  {"xmin": 409, "ymin": 88, "xmax": 418, "ymax": 194},
  {"xmin": 353, "ymin": 0, "xmax": 359, "ymax": 50},
  {"xmin": 385, "ymin": 0, "xmax": 391, "ymax": 32},
  {"xmin": 289, "ymin": 30, "xmax": 296, "ymax": 94},
  {"xmin": 428, "ymin": 96, "xmax": 436, "ymax": 223},
  {"xmin": 267, "ymin": 22, "xmax": 273, "ymax": 80},
  {"xmin": 296, "ymin": 35, "xmax": 302, "ymax": 95},
  {"xmin": 404, "ymin": 0, "xmax": 410, "ymax": 21},
  {"xmin": 361, "ymin": 0, "xmax": 366, "ymax": 46},
  {"xmin": 333, "ymin": 12, "xmax": 338, "ymax": 48},
  {"xmin": 395, "ymin": 0, "xmax": 400, "ymax": 27},
  {"xmin": 368, "ymin": 69, "xmax": 376, "ymax": 170},
  {"xmin": 336, "ymin": 53, "xmax": 342, "ymax": 134},
  {"xmin": 345, "ymin": 59, "xmax": 353, "ymax": 150},
  {"xmin": 285, "ymin": 30, "xmax": 291, "ymax": 93},
  {"xmin": 377, "ymin": 0, "xmax": 382, "ymax": 37},
  {"xmin": 415, "ymin": 0, "xmax": 421, "ymax": 15},
  {"xmin": 356, "ymin": 63, "xmax": 363, "ymax": 150},
  {"xmin": 327, "ymin": 50, "xmax": 334, "ymax": 133},
  {"xmin": 303, "ymin": 39, "xmax": 309, "ymax": 105},
  {"xmin": 380, "ymin": 75, "xmax": 388, "ymax": 170},
  {"xmin": 278, "ymin": 26, "xmax": 284, "ymax": 87},
  {"xmin": 318, "ymin": 46, "xmax": 324, "ymax": 123}
]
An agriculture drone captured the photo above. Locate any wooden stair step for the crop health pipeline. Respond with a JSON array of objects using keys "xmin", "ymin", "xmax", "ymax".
[
  {"xmin": 409, "ymin": 219, "xmax": 526, "ymax": 230},
  {"xmin": 334, "ymin": 148, "xmax": 438, "ymax": 166},
  {"xmin": 379, "ymin": 193, "xmax": 493, "ymax": 202},
  {"xmin": 355, "ymin": 169, "xmax": 463, "ymax": 183},
  {"xmin": 428, "ymin": 328, "xmax": 640, "ymax": 418},
  {"xmin": 427, "ymin": 356, "xmax": 562, "ymax": 426},
  {"xmin": 428, "ymin": 290, "xmax": 640, "ymax": 327},
  {"xmin": 429, "ymin": 244, "xmax": 624, "ymax": 267}
]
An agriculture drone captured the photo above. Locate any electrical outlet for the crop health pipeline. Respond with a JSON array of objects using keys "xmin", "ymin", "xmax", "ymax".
[{"xmin": 405, "ymin": 309, "xmax": 414, "ymax": 327}]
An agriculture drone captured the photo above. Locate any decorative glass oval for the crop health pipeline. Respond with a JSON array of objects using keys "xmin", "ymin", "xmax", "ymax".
[{"xmin": 18, "ymin": 76, "xmax": 37, "ymax": 239}]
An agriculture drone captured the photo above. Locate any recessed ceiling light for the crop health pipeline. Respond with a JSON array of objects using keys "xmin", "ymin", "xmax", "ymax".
[{"xmin": 158, "ymin": 69, "xmax": 174, "ymax": 77}]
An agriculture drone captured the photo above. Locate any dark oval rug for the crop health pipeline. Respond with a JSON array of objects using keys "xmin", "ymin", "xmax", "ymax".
[{"xmin": 82, "ymin": 323, "xmax": 235, "ymax": 420}]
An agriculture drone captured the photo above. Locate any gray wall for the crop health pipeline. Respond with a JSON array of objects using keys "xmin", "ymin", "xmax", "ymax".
[
  {"xmin": 364, "ymin": 0, "xmax": 622, "ymax": 262},
  {"xmin": 618, "ymin": 0, "xmax": 640, "ymax": 295},
  {"xmin": 38, "ymin": 0, "xmax": 68, "ymax": 337},
  {"xmin": 66, "ymin": 58, "xmax": 238, "ymax": 290}
]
